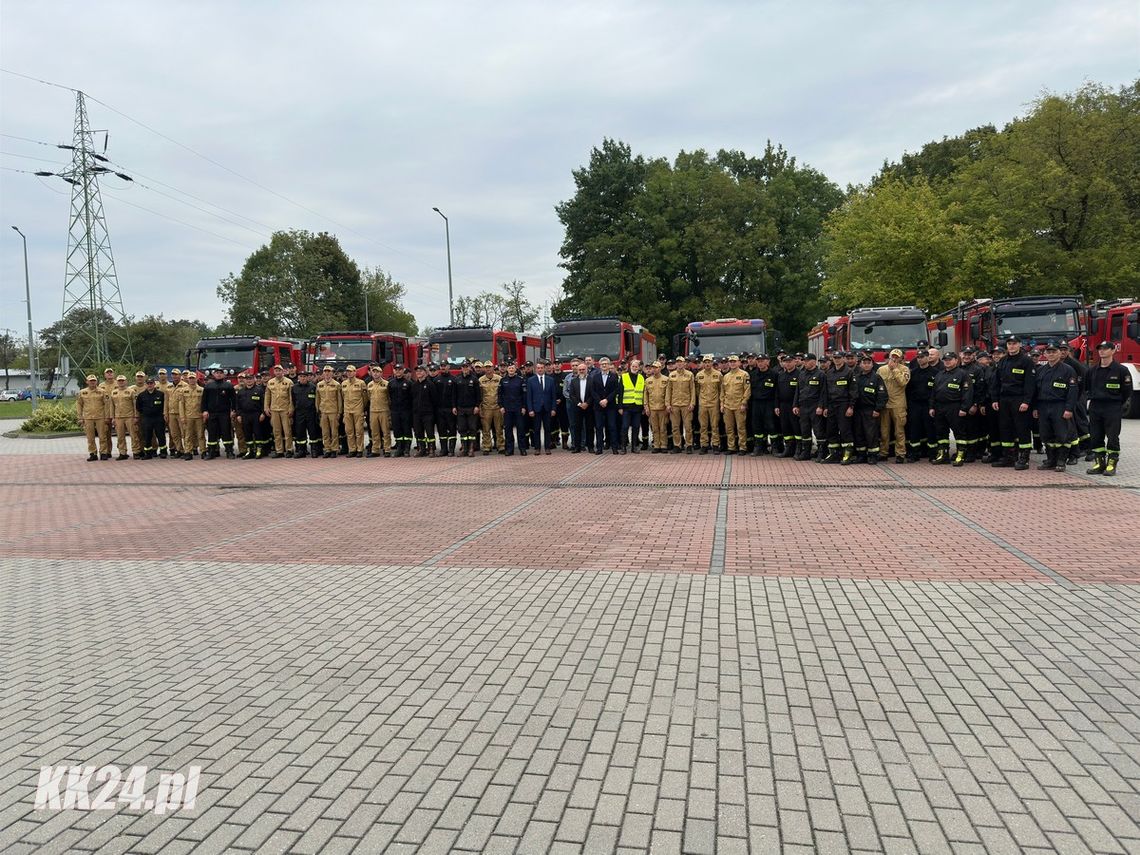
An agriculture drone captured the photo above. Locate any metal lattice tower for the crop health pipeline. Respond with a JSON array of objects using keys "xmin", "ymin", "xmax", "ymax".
[{"xmin": 59, "ymin": 91, "xmax": 131, "ymax": 373}]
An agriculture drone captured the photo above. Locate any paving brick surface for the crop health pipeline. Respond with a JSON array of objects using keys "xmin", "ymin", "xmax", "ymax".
[{"xmin": 1, "ymin": 418, "xmax": 1138, "ymax": 852}]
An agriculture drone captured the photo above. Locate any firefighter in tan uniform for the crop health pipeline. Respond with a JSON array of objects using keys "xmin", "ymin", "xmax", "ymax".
[
  {"xmin": 76, "ymin": 374, "xmax": 111, "ymax": 460},
  {"xmin": 479, "ymin": 362, "xmax": 504, "ymax": 454},
  {"xmin": 341, "ymin": 365, "xmax": 368, "ymax": 457},
  {"xmin": 110, "ymin": 375, "xmax": 138, "ymax": 459},
  {"xmin": 695, "ymin": 355, "xmax": 722, "ymax": 452},
  {"xmin": 176, "ymin": 372, "xmax": 205, "ymax": 459},
  {"xmin": 99, "ymin": 367, "xmax": 117, "ymax": 438},
  {"xmin": 316, "ymin": 366, "xmax": 342, "ymax": 458},
  {"xmin": 366, "ymin": 366, "xmax": 392, "ymax": 457},
  {"xmin": 667, "ymin": 356, "xmax": 696, "ymax": 453},
  {"xmin": 720, "ymin": 355, "xmax": 751, "ymax": 454},
  {"xmin": 643, "ymin": 360, "xmax": 669, "ymax": 452},
  {"xmin": 129, "ymin": 370, "xmax": 147, "ymax": 452},
  {"xmin": 163, "ymin": 368, "xmax": 186, "ymax": 457},
  {"xmin": 263, "ymin": 365, "xmax": 295, "ymax": 457},
  {"xmin": 155, "ymin": 368, "xmax": 174, "ymax": 457}
]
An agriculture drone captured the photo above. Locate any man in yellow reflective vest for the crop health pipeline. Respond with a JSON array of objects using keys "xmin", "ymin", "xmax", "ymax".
[{"xmin": 618, "ymin": 359, "xmax": 646, "ymax": 454}]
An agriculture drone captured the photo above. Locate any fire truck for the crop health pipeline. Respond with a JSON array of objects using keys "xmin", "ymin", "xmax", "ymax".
[
  {"xmin": 187, "ymin": 335, "xmax": 302, "ymax": 382},
  {"xmin": 809, "ymin": 306, "xmax": 928, "ymax": 362},
  {"xmin": 516, "ymin": 334, "xmax": 547, "ymax": 366},
  {"xmin": 673, "ymin": 318, "xmax": 771, "ymax": 360},
  {"xmin": 427, "ymin": 326, "xmax": 519, "ymax": 371},
  {"xmin": 306, "ymin": 331, "xmax": 423, "ymax": 379},
  {"xmin": 1073, "ymin": 298, "xmax": 1140, "ymax": 418},
  {"xmin": 549, "ymin": 317, "xmax": 656, "ymax": 370},
  {"xmin": 928, "ymin": 295, "xmax": 1083, "ymax": 356}
]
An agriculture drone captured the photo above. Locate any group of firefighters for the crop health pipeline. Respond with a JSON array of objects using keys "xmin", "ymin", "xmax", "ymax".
[{"xmin": 73, "ymin": 334, "xmax": 1131, "ymax": 476}]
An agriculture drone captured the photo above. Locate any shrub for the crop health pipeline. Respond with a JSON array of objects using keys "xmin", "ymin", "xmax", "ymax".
[{"xmin": 21, "ymin": 402, "xmax": 81, "ymax": 433}]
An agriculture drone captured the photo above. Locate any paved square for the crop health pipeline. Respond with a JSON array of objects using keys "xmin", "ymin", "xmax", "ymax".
[{"xmin": 1, "ymin": 419, "xmax": 1138, "ymax": 853}]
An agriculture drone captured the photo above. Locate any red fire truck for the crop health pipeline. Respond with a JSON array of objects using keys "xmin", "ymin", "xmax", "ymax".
[
  {"xmin": 427, "ymin": 326, "xmax": 519, "ymax": 371},
  {"xmin": 187, "ymin": 335, "xmax": 303, "ymax": 382},
  {"xmin": 306, "ymin": 331, "xmax": 423, "ymax": 379},
  {"xmin": 549, "ymin": 317, "xmax": 656, "ymax": 370},
  {"xmin": 674, "ymin": 318, "xmax": 771, "ymax": 360},
  {"xmin": 809, "ymin": 306, "xmax": 928, "ymax": 362},
  {"xmin": 1073, "ymin": 298, "xmax": 1140, "ymax": 418},
  {"xmin": 928, "ymin": 295, "xmax": 1083, "ymax": 356}
]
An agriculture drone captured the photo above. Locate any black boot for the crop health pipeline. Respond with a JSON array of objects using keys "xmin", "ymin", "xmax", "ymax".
[
  {"xmin": 1104, "ymin": 454, "xmax": 1119, "ymax": 477},
  {"xmin": 1086, "ymin": 454, "xmax": 1105, "ymax": 475},
  {"xmin": 1013, "ymin": 449, "xmax": 1029, "ymax": 471},
  {"xmin": 991, "ymin": 449, "xmax": 1013, "ymax": 467},
  {"xmin": 1037, "ymin": 450, "xmax": 1055, "ymax": 471}
]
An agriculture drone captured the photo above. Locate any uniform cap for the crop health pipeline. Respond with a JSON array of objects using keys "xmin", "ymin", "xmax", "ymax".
[
  {"xmin": 1058, "ymin": 342, "xmax": 1071, "ymax": 350},
  {"xmin": 728, "ymin": 355, "xmax": 740, "ymax": 361},
  {"xmin": 157, "ymin": 368, "xmax": 168, "ymax": 374},
  {"xmin": 85, "ymin": 374, "xmax": 97, "ymax": 381},
  {"xmin": 1044, "ymin": 342, "xmax": 1059, "ymax": 351},
  {"xmin": 171, "ymin": 368, "xmax": 182, "ymax": 375},
  {"xmin": 961, "ymin": 346, "xmax": 975, "ymax": 354},
  {"xmin": 135, "ymin": 371, "xmax": 145, "ymax": 377},
  {"xmin": 1097, "ymin": 340, "xmax": 1116, "ymax": 349},
  {"xmin": 345, "ymin": 364, "xmax": 356, "ymax": 372},
  {"xmin": 322, "ymin": 365, "xmax": 333, "ymax": 371},
  {"xmin": 1005, "ymin": 335, "xmax": 1020, "ymax": 343},
  {"xmin": 942, "ymin": 352, "xmax": 957, "ymax": 360},
  {"xmin": 977, "ymin": 350, "xmax": 992, "ymax": 359},
  {"xmin": 145, "ymin": 377, "xmax": 155, "ymax": 384},
  {"xmin": 104, "ymin": 368, "xmax": 115, "ymax": 374},
  {"xmin": 702, "ymin": 355, "xmax": 713, "ymax": 362},
  {"xmin": 756, "ymin": 353, "xmax": 770, "ymax": 360},
  {"xmin": 889, "ymin": 349, "xmax": 904, "ymax": 359},
  {"xmin": 803, "ymin": 353, "xmax": 818, "ymax": 360},
  {"xmin": 208, "ymin": 363, "xmax": 222, "ymax": 370},
  {"xmin": 116, "ymin": 374, "xmax": 126, "ymax": 381},
  {"xmin": 859, "ymin": 353, "xmax": 874, "ymax": 362}
]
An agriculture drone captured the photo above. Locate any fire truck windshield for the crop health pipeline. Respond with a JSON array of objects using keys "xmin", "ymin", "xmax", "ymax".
[
  {"xmin": 995, "ymin": 309, "xmax": 1080, "ymax": 340},
  {"xmin": 554, "ymin": 332, "xmax": 620, "ymax": 360},
  {"xmin": 689, "ymin": 331, "xmax": 766, "ymax": 358},
  {"xmin": 849, "ymin": 320, "xmax": 929, "ymax": 350},
  {"xmin": 435, "ymin": 339, "xmax": 493, "ymax": 366},
  {"xmin": 314, "ymin": 340, "xmax": 373, "ymax": 363},
  {"xmin": 196, "ymin": 348, "xmax": 254, "ymax": 370}
]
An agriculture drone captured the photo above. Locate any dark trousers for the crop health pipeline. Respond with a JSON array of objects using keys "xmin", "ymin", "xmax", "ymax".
[
  {"xmin": 571, "ymin": 406, "xmax": 592, "ymax": 451},
  {"xmin": 436, "ymin": 410, "xmax": 456, "ymax": 444},
  {"xmin": 1037, "ymin": 403, "xmax": 1074, "ymax": 453},
  {"xmin": 140, "ymin": 417, "xmax": 164, "ymax": 455},
  {"xmin": 293, "ymin": 409, "xmax": 320, "ymax": 454},
  {"xmin": 750, "ymin": 400, "xmax": 777, "ymax": 447},
  {"xmin": 906, "ymin": 399, "xmax": 928, "ymax": 455},
  {"xmin": 595, "ymin": 405, "xmax": 619, "ymax": 451},
  {"xmin": 240, "ymin": 412, "xmax": 267, "ymax": 456},
  {"xmin": 504, "ymin": 409, "xmax": 528, "ymax": 452},
  {"xmin": 391, "ymin": 410, "xmax": 413, "ymax": 448},
  {"xmin": 798, "ymin": 409, "xmax": 825, "ymax": 449},
  {"xmin": 457, "ymin": 409, "xmax": 478, "ymax": 442},
  {"xmin": 1073, "ymin": 397, "xmax": 1090, "ymax": 450},
  {"xmin": 852, "ymin": 407, "xmax": 879, "ymax": 455},
  {"xmin": 413, "ymin": 412, "xmax": 436, "ymax": 449},
  {"xmin": 778, "ymin": 405, "xmax": 798, "ymax": 447},
  {"xmin": 205, "ymin": 412, "xmax": 233, "ymax": 454},
  {"xmin": 621, "ymin": 409, "xmax": 642, "ymax": 448},
  {"xmin": 932, "ymin": 405, "xmax": 963, "ymax": 454},
  {"xmin": 1089, "ymin": 404, "xmax": 1122, "ymax": 455},
  {"xmin": 998, "ymin": 398, "xmax": 1033, "ymax": 452},
  {"xmin": 531, "ymin": 410, "xmax": 553, "ymax": 450},
  {"xmin": 556, "ymin": 399, "xmax": 570, "ymax": 444},
  {"xmin": 826, "ymin": 407, "xmax": 853, "ymax": 451}
]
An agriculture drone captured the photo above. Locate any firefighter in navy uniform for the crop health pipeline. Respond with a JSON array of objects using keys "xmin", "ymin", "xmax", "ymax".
[
  {"xmin": 774, "ymin": 354, "xmax": 800, "ymax": 458},
  {"xmin": 748, "ymin": 354, "xmax": 779, "ymax": 455},
  {"xmin": 430, "ymin": 363, "xmax": 456, "ymax": 456},
  {"xmin": 1058, "ymin": 342, "xmax": 1090, "ymax": 462},
  {"xmin": 1085, "ymin": 340, "xmax": 1132, "ymax": 476},
  {"xmin": 411, "ymin": 365, "xmax": 440, "ymax": 456},
  {"xmin": 202, "ymin": 366, "xmax": 237, "ymax": 458},
  {"xmin": 905, "ymin": 349, "xmax": 936, "ymax": 461},
  {"xmin": 928, "ymin": 352, "xmax": 973, "ymax": 466},
  {"xmin": 977, "ymin": 349, "xmax": 1000, "ymax": 462},
  {"xmin": 134, "ymin": 378, "xmax": 166, "ymax": 458},
  {"xmin": 792, "ymin": 353, "xmax": 827, "ymax": 460},
  {"xmin": 236, "ymin": 373, "xmax": 267, "ymax": 459},
  {"xmin": 388, "ymin": 365, "xmax": 415, "ymax": 458},
  {"xmin": 1032, "ymin": 342, "xmax": 1079, "ymax": 472},
  {"xmin": 292, "ymin": 370, "xmax": 321, "ymax": 458},
  {"xmin": 852, "ymin": 353, "xmax": 887, "ymax": 464},
  {"xmin": 453, "ymin": 360, "xmax": 482, "ymax": 457},
  {"xmin": 991, "ymin": 335, "xmax": 1037, "ymax": 470},
  {"xmin": 957, "ymin": 347, "xmax": 986, "ymax": 462},
  {"xmin": 822, "ymin": 351, "xmax": 855, "ymax": 464}
]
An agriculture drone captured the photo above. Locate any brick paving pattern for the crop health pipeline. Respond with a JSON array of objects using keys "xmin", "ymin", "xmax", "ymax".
[{"xmin": 1, "ymin": 418, "xmax": 1138, "ymax": 853}]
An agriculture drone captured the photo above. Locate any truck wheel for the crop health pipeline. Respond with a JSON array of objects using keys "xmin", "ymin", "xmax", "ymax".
[{"xmin": 1126, "ymin": 390, "xmax": 1138, "ymax": 419}]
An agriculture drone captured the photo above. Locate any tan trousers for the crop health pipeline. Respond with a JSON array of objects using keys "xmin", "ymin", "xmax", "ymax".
[
  {"xmin": 369, "ymin": 411, "xmax": 391, "ymax": 453},
  {"xmin": 168, "ymin": 415, "xmax": 183, "ymax": 454},
  {"xmin": 270, "ymin": 410, "xmax": 293, "ymax": 452},
  {"xmin": 113, "ymin": 419, "xmax": 133, "ymax": 456},
  {"xmin": 320, "ymin": 413, "xmax": 339, "ymax": 452},
  {"xmin": 880, "ymin": 407, "xmax": 907, "ymax": 457},
  {"xmin": 481, "ymin": 409, "xmax": 504, "ymax": 451},
  {"xmin": 698, "ymin": 406, "xmax": 720, "ymax": 448},
  {"xmin": 648, "ymin": 409, "xmax": 668, "ymax": 449},
  {"xmin": 84, "ymin": 420, "xmax": 110, "ymax": 456},
  {"xmin": 344, "ymin": 411, "xmax": 365, "ymax": 453},
  {"xmin": 670, "ymin": 409, "xmax": 691, "ymax": 449},
  {"xmin": 232, "ymin": 413, "xmax": 246, "ymax": 455},
  {"xmin": 723, "ymin": 407, "xmax": 746, "ymax": 451},
  {"xmin": 183, "ymin": 418, "xmax": 204, "ymax": 455}
]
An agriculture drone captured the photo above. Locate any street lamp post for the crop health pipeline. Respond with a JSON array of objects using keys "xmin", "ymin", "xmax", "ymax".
[
  {"xmin": 432, "ymin": 207, "xmax": 454, "ymax": 326},
  {"xmin": 10, "ymin": 226, "xmax": 37, "ymax": 412}
]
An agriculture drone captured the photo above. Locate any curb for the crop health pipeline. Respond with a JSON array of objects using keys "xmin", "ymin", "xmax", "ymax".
[{"xmin": 2, "ymin": 430, "xmax": 84, "ymax": 440}]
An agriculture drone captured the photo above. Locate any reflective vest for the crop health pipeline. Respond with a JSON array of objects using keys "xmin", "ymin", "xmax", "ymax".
[{"xmin": 621, "ymin": 372, "xmax": 645, "ymax": 406}]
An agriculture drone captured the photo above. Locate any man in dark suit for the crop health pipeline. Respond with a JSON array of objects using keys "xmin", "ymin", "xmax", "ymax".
[
  {"xmin": 525, "ymin": 360, "xmax": 558, "ymax": 454},
  {"xmin": 588, "ymin": 357, "xmax": 620, "ymax": 454},
  {"xmin": 566, "ymin": 360, "xmax": 592, "ymax": 453}
]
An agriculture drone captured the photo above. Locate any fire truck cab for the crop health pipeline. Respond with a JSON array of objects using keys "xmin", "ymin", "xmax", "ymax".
[
  {"xmin": 188, "ymin": 336, "xmax": 301, "ymax": 382},
  {"xmin": 307, "ymin": 331, "xmax": 419, "ymax": 379},
  {"xmin": 674, "ymin": 318, "xmax": 769, "ymax": 360},
  {"xmin": 929, "ymin": 295, "xmax": 1083, "ymax": 356},
  {"xmin": 1076, "ymin": 298, "xmax": 1140, "ymax": 418},
  {"xmin": 427, "ymin": 326, "xmax": 518, "ymax": 371},
  {"xmin": 549, "ymin": 317, "xmax": 654, "ymax": 370},
  {"xmin": 809, "ymin": 307, "xmax": 928, "ymax": 362}
]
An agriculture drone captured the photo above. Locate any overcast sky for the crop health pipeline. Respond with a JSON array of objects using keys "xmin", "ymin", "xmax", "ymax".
[{"xmin": 1, "ymin": 0, "xmax": 1136, "ymax": 339}]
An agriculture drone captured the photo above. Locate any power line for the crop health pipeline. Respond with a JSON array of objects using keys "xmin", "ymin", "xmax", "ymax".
[
  {"xmin": 0, "ymin": 132, "xmax": 58, "ymax": 147},
  {"xmin": 102, "ymin": 189, "xmax": 253, "ymax": 248},
  {"xmin": 0, "ymin": 150, "xmax": 69, "ymax": 166}
]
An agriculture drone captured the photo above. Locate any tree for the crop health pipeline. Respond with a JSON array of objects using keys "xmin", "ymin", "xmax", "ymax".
[
  {"xmin": 38, "ymin": 307, "xmax": 124, "ymax": 380},
  {"xmin": 361, "ymin": 267, "xmax": 417, "ymax": 335},
  {"xmin": 0, "ymin": 331, "xmax": 18, "ymax": 390},
  {"xmin": 500, "ymin": 280, "xmax": 540, "ymax": 332},
  {"xmin": 875, "ymin": 125, "xmax": 998, "ymax": 185},
  {"xmin": 128, "ymin": 315, "xmax": 214, "ymax": 371}
]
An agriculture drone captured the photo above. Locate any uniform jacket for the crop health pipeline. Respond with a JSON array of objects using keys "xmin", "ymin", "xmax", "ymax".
[
  {"xmin": 824, "ymin": 365, "xmax": 855, "ymax": 409},
  {"xmin": 1086, "ymin": 361, "xmax": 1132, "ymax": 406},
  {"xmin": 291, "ymin": 382, "xmax": 318, "ymax": 414},
  {"xmin": 454, "ymin": 373, "xmax": 481, "ymax": 409},
  {"xmin": 930, "ymin": 367, "xmax": 974, "ymax": 410},
  {"xmin": 1034, "ymin": 361, "xmax": 1078, "ymax": 411},
  {"xmin": 793, "ymin": 367, "xmax": 827, "ymax": 409},
  {"xmin": 853, "ymin": 369, "xmax": 888, "ymax": 410},
  {"xmin": 775, "ymin": 369, "xmax": 799, "ymax": 405},
  {"xmin": 411, "ymin": 377, "xmax": 439, "ymax": 415},
  {"xmin": 876, "ymin": 363, "xmax": 910, "ymax": 408},
  {"xmin": 994, "ymin": 351, "xmax": 1036, "ymax": 405},
  {"xmin": 367, "ymin": 378, "xmax": 391, "ymax": 412},
  {"xmin": 666, "ymin": 368, "xmax": 695, "ymax": 408},
  {"xmin": 236, "ymin": 385, "xmax": 265, "ymax": 415},
  {"xmin": 387, "ymin": 376, "xmax": 414, "ymax": 413},
  {"xmin": 264, "ymin": 377, "xmax": 294, "ymax": 413},
  {"xmin": 316, "ymin": 379, "xmax": 342, "ymax": 416},
  {"xmin": 479, "ymin": 374, "xmax": 501, "ymax": 410},
  {"xmin": 498, "ymin": 374, "xmax": 526, "ymax": 411},
  {"xmin": 76, "ymin": 387, "xmax": 110, "ymax": 421},
  {"xmin": 720, "ymin": 369, "xmax": 751, "ymax": 409},
  {"xmin": 341, "ymin": 377, "xmax": 368, "ymax": 413},
  {"xmin": 202, "ymin": 379, "xmax": 235, "ymax": 414},
  {"xmin": 176, "ymin": 384, "xmax": 205, "ymax": 420},
  {"xmin": 748, "ymin": 367, "xmax": 777, "ymax": 402},
  {"xmin": 135, "ymin": 389, "xmax": 165, "ymax": 419}
]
